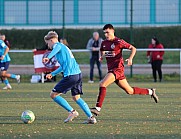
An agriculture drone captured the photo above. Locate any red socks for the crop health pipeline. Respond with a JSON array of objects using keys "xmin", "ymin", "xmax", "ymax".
[
  {"xmin": 96, "ymin": 87, "xmax": 106, "ymax": 108},
  {"xmin": 133, "ymin": 87, "xmax": 149, "ymax": 95},
  {"xmin": 95, "ymin": 87, "xmax": 149, "ymax": 108}
]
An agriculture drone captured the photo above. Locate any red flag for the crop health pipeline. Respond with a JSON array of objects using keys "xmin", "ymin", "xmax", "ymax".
[{"xmin": 33, "ymin": 50, "xmax": 59, "ymax": 73}]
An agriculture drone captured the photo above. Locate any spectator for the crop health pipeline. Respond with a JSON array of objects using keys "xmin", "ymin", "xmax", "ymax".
[
  {"xmin": 86, "ymin": 32, "xmax": 103, "ymax": 83},
  {"xmin": 147, "ymin": 37, "xmax": 164, "ymax": 82},
  {"xmin": 60, "ymin": 38, "xmax": 70, "ymax": 48}
]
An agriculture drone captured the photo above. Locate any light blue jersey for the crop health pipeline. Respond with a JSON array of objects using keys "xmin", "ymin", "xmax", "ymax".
[
  {"xmin": 0, "ymin": 40, "xmax": 11, "ymax": 63},
  {"xmin": 47, "ymin": 42, "xmax": 81, "ymax": 77}
]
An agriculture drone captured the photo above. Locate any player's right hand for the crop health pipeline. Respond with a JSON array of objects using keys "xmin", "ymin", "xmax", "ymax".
[
  {"xmin": 46, "ymin": 74, "xmax": 52, "ymax": 79},
  {"xmin": 42, "ymin": 58, "xmax": 49, "ymax": 63},
  {"xmin": 125, "ymin": 58, "xmax": 133, "ymax": 66}
]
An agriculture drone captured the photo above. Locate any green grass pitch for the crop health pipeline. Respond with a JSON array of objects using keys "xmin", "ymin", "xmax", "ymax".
[{"xmin": 0, "ymin": 82, "xmax": 180, "ymax": 139}]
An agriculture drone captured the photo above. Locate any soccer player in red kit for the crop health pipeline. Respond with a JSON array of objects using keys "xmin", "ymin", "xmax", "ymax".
[{"xmin": 90, "ymin": 24, "xmax": 159, "ymax": 116}]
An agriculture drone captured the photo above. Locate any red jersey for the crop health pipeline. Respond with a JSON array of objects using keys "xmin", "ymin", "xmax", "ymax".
[
  {"xmin": 147, "ymin": 44, "xmax": 164, "ymax": 61},
  {"xmin": 100, "ymin": 37, "xmax": 131, "ymax": 71}
]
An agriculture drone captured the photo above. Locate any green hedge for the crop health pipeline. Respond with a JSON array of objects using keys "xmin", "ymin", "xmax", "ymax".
[{"xmin": 0, "ymin": 26, "xmax": 181, "ymax": 49}]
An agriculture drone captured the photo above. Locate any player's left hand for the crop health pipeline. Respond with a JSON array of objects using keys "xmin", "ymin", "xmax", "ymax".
[
  {"xmin": 125, "ymin": 58, "xmax": 133, "ymax": 66},
  {"xmin": 46, "ymin": 74, "xmax": 52, "ymax": 80},
  {"xmin": 0, "ymin": 55, "xmax": 5, "ymax": 60},
  {"xmin": 42, "ymin": 58, "xmax": 49, "ymax": 63}
]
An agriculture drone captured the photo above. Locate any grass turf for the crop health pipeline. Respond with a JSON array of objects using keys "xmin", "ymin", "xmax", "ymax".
[{"xmin": 0, "ymin": 82, "xmax": 180, "ymax": 139}]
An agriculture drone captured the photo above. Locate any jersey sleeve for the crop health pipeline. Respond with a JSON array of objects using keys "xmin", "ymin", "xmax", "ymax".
[
  {"xmin": 119, "ymin": 39, "xmax": 131, "ymax": 49},
  {"xmin": 47, "ymin": 44, "xmax": 61, "ymax": 59},
  {"xmin": 51, "ymin": 65, "xmax": 63, "ymax": 76}
]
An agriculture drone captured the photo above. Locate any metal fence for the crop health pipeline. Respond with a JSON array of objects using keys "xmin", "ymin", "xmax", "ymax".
[
  {"xmin": 0, "ymin": 0, "xmax": 181, "ymax": 27},
  {"xmin": 9, "ymin": 48, "xmax": 181, "ymax": 82}
]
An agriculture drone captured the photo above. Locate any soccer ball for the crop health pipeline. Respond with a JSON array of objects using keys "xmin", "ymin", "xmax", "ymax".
[{"xmin": 21, "ymin": 110, "xmax": 35, "ymax": 124}]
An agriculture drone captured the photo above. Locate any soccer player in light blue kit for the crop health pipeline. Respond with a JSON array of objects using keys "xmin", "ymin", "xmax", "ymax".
[
  {"xmin": 0, "ymin": 35, "xmax": 20, "ymax": 89},
  {"xmin": 42, "ymin": 31, "xmax": 97, "ymax": 124}
]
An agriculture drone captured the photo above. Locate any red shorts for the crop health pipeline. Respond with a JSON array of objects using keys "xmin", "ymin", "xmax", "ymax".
[{"xmin": 108, "ymin": 68, "xmax": 126, "ymax": 80}]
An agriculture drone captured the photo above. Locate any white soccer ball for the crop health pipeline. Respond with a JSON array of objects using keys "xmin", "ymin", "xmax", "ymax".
[{"xmin": 21, "ymin": 110, "xmax": 35, "ymax": 124}]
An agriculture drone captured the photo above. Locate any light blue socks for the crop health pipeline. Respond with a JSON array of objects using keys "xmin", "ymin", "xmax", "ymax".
[
  {"xmin": 53, "ymin": 96, "xmax": 93, "ymax": 118},
  {"xmin": 10, "ymin": 74, "xmax": 16, "ymax": 79},
  {"xmin": 53, "ymin": 96, "xmax": 73, "ymax": 112},
  {"xmin": 4, "ymin": 79, "xmax": 9, "ymax": 85},
  {"xmin": 76, "ymin": 98, "xmax": 92, "ymax": 118}
]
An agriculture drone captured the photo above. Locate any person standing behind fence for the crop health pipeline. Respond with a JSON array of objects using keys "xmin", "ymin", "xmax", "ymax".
[
  {"xmin": 147, "ymin": 37, "xmax": 164, "ymax": 82},
  {"xmin": 86, "ymin": 32, "xmax": 103, "ymax": 83},
  {"xmin": 60, "ymin": 38, "xmax": 70, "ymax": 49}
]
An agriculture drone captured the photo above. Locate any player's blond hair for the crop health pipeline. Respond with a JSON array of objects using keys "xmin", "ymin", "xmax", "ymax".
[{"xmin": 44, "ymin": 31, "xmax": 58, "ymax": 41}]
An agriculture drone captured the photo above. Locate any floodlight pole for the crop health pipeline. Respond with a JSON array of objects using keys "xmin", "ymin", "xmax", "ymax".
[
  {"xmin": 130, "ymin": 0, "xmax": 133, "ymax": 78},
  {"xmin": 62, "ymin": 0, "xmax": 65, "ymax": 38}
]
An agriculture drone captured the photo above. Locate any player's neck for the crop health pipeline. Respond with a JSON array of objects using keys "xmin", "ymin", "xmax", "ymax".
[
  {"xmin": 109, "ymin": 36, "xmax": 115, "ymax": 41},
  {"xmin": 55, "ymin": 40, "xmax": 59, "ymax": 43}
]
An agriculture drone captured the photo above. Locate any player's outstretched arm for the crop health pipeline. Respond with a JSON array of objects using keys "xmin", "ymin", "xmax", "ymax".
[
  {"xmin": 125, "ymin": 45, "xmax": 136, "ymax": 66},
  {"xmin": 51, "ymin": 66, "xmax": 63, "ymax": 77},
  {"xmin": 99, "ymin": 51, "xmax": 104, "ymax": 62},
  {"xmin": 47, "ymin": 44, "xmax": 61, "ymax": 59}
]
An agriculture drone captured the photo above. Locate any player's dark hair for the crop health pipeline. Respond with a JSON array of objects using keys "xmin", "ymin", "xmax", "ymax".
[
  {"xmin": 152, "ymin": 36, "xmax": 160, "ymax": 45},
  {"xmin": 103, "ymin": 24, "xmax": 114, "ymax": 30}
]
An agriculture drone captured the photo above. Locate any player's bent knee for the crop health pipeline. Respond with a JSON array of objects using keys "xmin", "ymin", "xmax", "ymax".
[
  {"xmin": 50, "ymin": 92, "xmax": 54, "ymax": 99},
  {"xmin": 99, "ymin": 81, "xmax": 106, "ymax": 87},
  {"xmin": 1, "ymin": 73, "xmax": 5, "ymax": 77},
  {"xmin": 72, "ymin": 95, "xmax": 80, "ymax": 101},
  {"xmin": 50, "ymin": 91, "xmax": 59, "ymax": 99}
]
